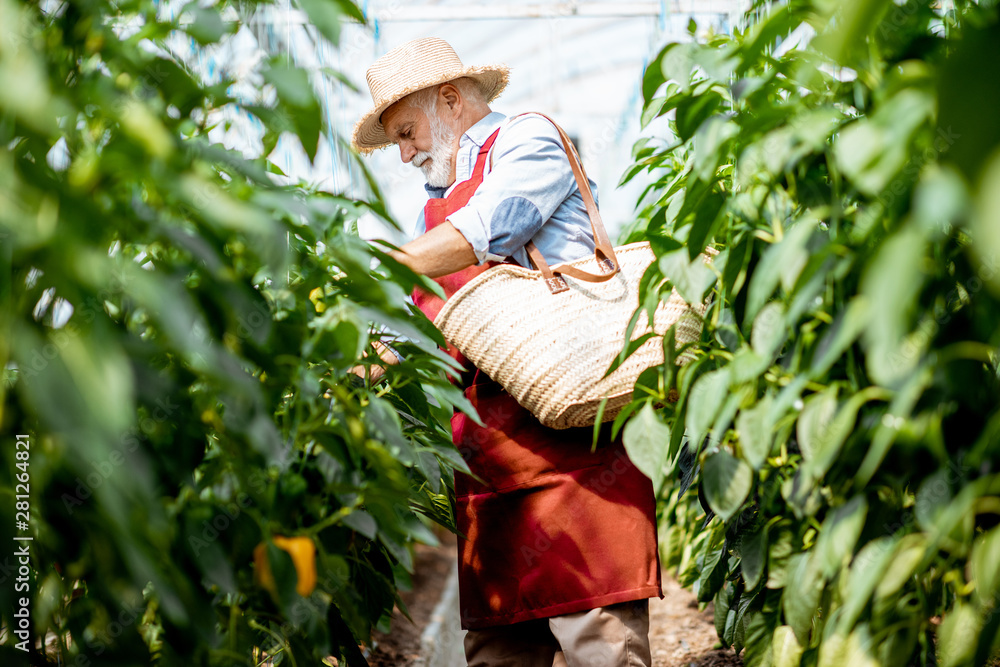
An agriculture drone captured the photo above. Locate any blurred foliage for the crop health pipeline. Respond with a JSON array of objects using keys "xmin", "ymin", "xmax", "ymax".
[
  {"xmin": 620, "ymin": 0, "xmax": 1000, "ymax": 665},
  {"xmin": 0, "ymin": 0, "xmax": 474, "ymax": 665}
]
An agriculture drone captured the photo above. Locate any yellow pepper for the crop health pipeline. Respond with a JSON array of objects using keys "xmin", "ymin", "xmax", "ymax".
[{"xmin": 253, "ymin": 535, "xmax": 317, "ymax": 598}]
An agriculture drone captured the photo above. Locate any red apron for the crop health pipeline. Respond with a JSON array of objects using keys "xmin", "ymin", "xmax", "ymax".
[{"xmin": 413, "ymin": 128, "xmax": 662, "ymax": 631}]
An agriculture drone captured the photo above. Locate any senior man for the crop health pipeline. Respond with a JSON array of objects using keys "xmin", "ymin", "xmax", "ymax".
[{"xmin": 352, "ymin": 37, "xmax": 662, "ymax": 667}]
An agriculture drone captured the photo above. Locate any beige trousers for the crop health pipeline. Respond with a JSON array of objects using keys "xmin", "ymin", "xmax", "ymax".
[{"xmin": 463, "ymin": 599, "xmax": 651, "ymax": 667}]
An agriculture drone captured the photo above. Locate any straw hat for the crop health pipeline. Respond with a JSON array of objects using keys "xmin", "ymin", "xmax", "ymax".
[{"xmin": 351, "ymin": 37, "xmax": 509, "ymax": 153}]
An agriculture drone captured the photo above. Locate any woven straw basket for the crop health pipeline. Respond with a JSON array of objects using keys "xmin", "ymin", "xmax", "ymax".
[
  {"xmin": 433, "ymin": 113, "xmax": 713, "ymax": 429},
  {"xmin": 434, "ymin": 241, "xmax": 713, "ymax": 429}
]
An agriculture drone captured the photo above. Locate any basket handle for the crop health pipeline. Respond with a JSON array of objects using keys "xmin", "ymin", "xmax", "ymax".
[{"xmin": 496, "ymin": 112, "xmax": 621, "ymax": 294}]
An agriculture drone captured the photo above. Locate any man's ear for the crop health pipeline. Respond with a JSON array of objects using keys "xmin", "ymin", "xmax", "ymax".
[{"xmin": 438, "ymin": 83, "xmax": 463, "ymax": 118}]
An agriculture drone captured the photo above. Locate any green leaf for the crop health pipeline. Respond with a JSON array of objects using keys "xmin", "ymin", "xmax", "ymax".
[
  {"xmin": 744, "ymin": 610, "xmax": 779, "ymax": 667},
  {"xmin": 818, "ymin": 626, "xmax": 879, "ymax": 667},
  {"xmin": 686, "ymin": 190, "xmax": 726, "ymax": 257},
  {"xmin": 693, "ymin": 116, "xmax": 739, "ymax": 182},
  {"xmin": 796, "ymin": 386, "xmax": 838, "ymax": 462},
  {"xmin": 813, "ymin": 495, "xmax": 867, "ymax": 579},
  {"xmin": 696, "ymin": 543, "xmax": 728, "ymax": 602},
  {"xmin": 937, "ymin": 603, "xmax": 982, "ymax": 667},
  {"xmin": 833, "ymin": 90, "xmax": 934, "ymax": 196},
  {"xmin": 691, "ymin": 45, "xmax": 737, "ymax": 83},
  {"xmin": 712, "ymin": 383, "xmax": 749, "ymax": 450},
  {"xmin": 661, "ymin": 42, "xmax": 697, "ymax": 92},
  {"xmin": 685, "ymin": 368, "xmax": 731, "ymax": 448},
  {"xmin": 914, "ymin": 468, "xmax": 955, "ymax": 532},
  {"xmin": 810, "ymin": 297, "xmax": 870, "ymax": 378},
  {"xmin": 264, "ymin": 61, "xmax": 318, "ymax": 109},
  {"xmin": 642, "ymin": 45, "xmax": 669, "ymax": 106},
  {"xmin": 767, "ymin": 530, "xmax": 795, "ymax": 590},
  {"xmin": 331, "ymin": 0, "xmax": 367, "ymax": 23},
  {"xmin": 800, "ymin": 388, "xmax": 881, "ymax": 485},
  {"xmin": 321, "ymin": 67, "xmax": 361, "ymax": 94},
  {"xmin": 343, "ymin": 510, "xmax": 377, "ymax": 539},
  {"xmin": 813, "ymin": 0, "xmax": 892, "ymax": 66},
  {"xmin": 737, "ymin": 5, "xmax": 806, "ymax": 75},
  {"xmin": 298, "ymin": 0, "xmax": 346, "ymax": 45},
  {"xmin": 736, "ymin": 394, "xmax": 773, "ymax": 470},
  {"xmin": 782, "ymin": 553, "xmax": 823, "ymax": 645},
  {"xmin": 178, "ymin": 175, "xmax": 274, "ymax": 234},
  {"xmin": 874, "ymin": 535, "xmax": 927, "ymax": 600},
  {"xmin": 641, "ymin": 95, "xmax": 669, "ymax": 129},
  {"xmin": 839, "ymin": 536, "xmax": 897, "ymax": 632},
  {"xmin": 659, "ymin": 249, "xmax": 716, "ymax": 304},
  {"xmin": 365, "ymin": 396, "xmax": 414, "ymax": 464},
  {"xmin": 675, "ymin": 89, "xmax": 724, "ymax": 142},
  {"xmin": 971, "ymin": 526, "xmax": 1000, "ymax": 607},
  {"xmin": 702, "ymin": 449, "xmax": 753, "ymax": 522},
  {"xmin": 970, "ymin": 149, "xmax": 1000, "ymax": 295},
  {"xmin": 295, "ymin": 106, "xmax": 323, "ymax": 163},
  {"xmin": 859, "ymin": 227, "xmax": 928, "ymax": 385},
  {"xmin": 623, "ymin": 403, "xmax": 672, "ymax": 493},
  {"xmin": 729, "ymin": 347, "xmax": 769, "ymax": 385},
  {"xmin": 913, "ymin": 164, "xmax": 968, "ymax": 231},
  {"xmin": 15, "ymin": 324, "xmax": 135, "ymax": 439},
  {"xmin": 745, "ymin": 219, "xmax": 815, "ymax": 325},
  {"xmin": 267, "ymin": 542, "xmax": 301, "ymax": 610},
  {"xmin": 751, "ymin": 302, "xmax": 786, "ymax": 362},
  {"xmin": 119, "ymin": 100, "xmax": 176, "ymax": 159},
  {"xmin": 714, "ymin": 585, "xmax": 732, "ymax": 642},
  {"xmin": 741, "ymin": 525, "xmax": 768, "ymax": 590},
  {"xmin": 185, "ymin": 7, "xmax": 227, "ymax": 45},
  {"xmin": 772, "ymin": 625, "xmax": 804, "ymax": 667}
]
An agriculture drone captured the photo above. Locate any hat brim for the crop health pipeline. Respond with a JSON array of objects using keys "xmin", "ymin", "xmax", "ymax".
[{"xmin": 351, "ymin": 65, "xmax": 510, "ymax": 154}]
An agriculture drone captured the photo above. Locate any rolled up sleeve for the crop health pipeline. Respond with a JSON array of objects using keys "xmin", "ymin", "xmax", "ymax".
[{"xmin": 447, "ymin": 114, "xmax": 578, "ymax": 265}]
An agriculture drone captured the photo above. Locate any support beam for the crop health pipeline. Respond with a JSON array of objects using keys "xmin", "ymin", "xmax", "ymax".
[
  {"xmin": 243, "ymin": 1, "xmax": 746, "ymax": 27},
  {"xmin": 369, "ymin": 3, "xmax": 664, "ymax": 22}
]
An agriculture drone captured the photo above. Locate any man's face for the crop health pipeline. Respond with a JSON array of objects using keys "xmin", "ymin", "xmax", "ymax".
[{"xmin": 381, "ymin": 96, "xmax": 456, "ymax": 188}]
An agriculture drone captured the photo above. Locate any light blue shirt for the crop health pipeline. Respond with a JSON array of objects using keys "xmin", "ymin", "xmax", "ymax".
[
  {"xmin": 383, "ymin": 111, "xmax": 601, "ymax": 363},
  {"xmin": 412, "ymin": 111, "xmax": 600, "ymax": 268}
]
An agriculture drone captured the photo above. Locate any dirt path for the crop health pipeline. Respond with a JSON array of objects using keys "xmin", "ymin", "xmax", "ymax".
[
  {"xmin": 365, "ymin": 531, "xmax": 459, "ymax": 666},
  {"xmin": 649, "ymin": 576, "xmax": 743, "ymax": 667},
  {"xmin": 366, "ymin": 533, "xmax": 743, "ymax": 667}
]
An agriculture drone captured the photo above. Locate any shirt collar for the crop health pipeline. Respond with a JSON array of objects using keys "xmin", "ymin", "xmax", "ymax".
[
  {"xmin": 424, "ymin": 183, "xmax": 447, "ymax": 198},
  {"xmin": 460, "ymin": 111, "xmax": 507, "ymax": 149}
]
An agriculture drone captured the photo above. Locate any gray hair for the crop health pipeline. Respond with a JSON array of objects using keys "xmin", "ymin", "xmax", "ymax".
[{"xmin": 404, "ymin": 77, "xmax": 486, "ymax": 114}]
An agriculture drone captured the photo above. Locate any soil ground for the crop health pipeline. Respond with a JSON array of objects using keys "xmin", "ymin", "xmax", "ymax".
[
  {"xmin": 648, "ymin": 577, "xmax": 743, "ymax": 667},
  {"xmin": 365, "ymin": 530, "xmax": 459, "ymax": 666},
  {"xmin": 365, "ymin": 535, "xmax": 744, "ymax": 667}
]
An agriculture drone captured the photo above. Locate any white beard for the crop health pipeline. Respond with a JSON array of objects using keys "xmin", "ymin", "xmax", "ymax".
[{"xmin": 412, "ymin": 115, "xmax": 456, "ymax": 188}]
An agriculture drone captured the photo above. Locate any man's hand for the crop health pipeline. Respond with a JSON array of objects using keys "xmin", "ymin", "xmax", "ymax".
[
  {"xmin": 348, "ymin": 340, "xmax": 400, "ymax": 385},
  {"xmin": 389, "ymin": 221, "xmax": 477, "ymax": 277}
]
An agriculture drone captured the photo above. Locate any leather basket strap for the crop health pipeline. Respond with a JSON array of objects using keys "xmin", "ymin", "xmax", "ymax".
[{"xmin": 493, "ymin": 112, "xmax": 621, "ymax": 293}]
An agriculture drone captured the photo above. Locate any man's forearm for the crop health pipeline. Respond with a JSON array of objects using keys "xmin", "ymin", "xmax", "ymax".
[{"xmin": 390, "ymin": 221, "xmax": 478, "ymax": 277}]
